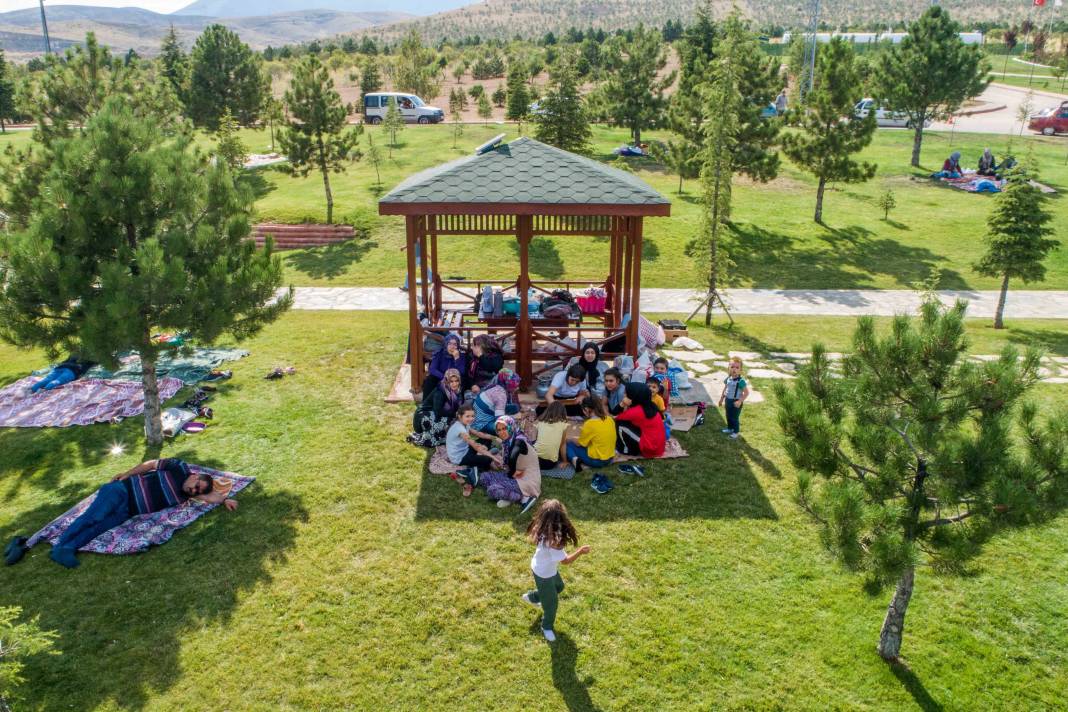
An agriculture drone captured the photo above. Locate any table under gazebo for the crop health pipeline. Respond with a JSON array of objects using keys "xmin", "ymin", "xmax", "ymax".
[{"xmin": 378, "ymin": 136, "xmax": 671, "ymax": 393}]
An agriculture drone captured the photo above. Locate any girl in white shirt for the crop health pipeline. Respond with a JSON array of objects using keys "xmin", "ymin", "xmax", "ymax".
[{"xmin": 521, "ymin": 499, "xmax": 591, "ymax": 641}]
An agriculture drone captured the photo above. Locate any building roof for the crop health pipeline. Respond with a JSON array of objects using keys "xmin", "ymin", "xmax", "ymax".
[{"xmin": 378, "ymin": 137, "xmax": 671, "ymax": 217}]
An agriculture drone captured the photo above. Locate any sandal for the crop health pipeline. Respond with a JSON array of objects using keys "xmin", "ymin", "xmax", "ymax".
[{"xmin": 462, "ymin": 484, "xmax": 474, "ymax": 497}]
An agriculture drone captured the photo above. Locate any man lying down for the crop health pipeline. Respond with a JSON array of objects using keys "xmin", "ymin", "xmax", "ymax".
[{"xmin": 5, "ymin": 459, "xmax": 238, "ymax": 569}]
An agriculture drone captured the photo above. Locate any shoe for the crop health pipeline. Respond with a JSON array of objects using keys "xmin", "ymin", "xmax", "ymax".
[
  {"xmin": 591, "ymin": 474, "xmax": 614, "ymax": 494},
  {"xmin": 693, "ymin": 413, "xmax": 704, "ymax": 427},
  {"xmin": 460, "ymin": 467, "xmax": 479, "ymax": 486},
  {"xmin": 204, "ymin": 369, "xmax": 231, "ymax": 382},
  {"xmin": 543, "ymin": 628, "xmax": 557, "ymax": 642},
  {"xmin": 49, "ymin": 546, "xmax": 79, "ymax": 569},
  {"xmin": 721, "ymin": 427, "xmax": 732, "ymax": 433},
  {"xmin": 618, "ymin": 463, "xmax": 645, "ymax": 477},
  {"xmin": 520, "ymin": 496, "xmax": 538, "ymax": 514},
  {"xmin": 730, "ymin": 432, "xmax": 740, "ymax": 439},
  {"xmin": 497, "ymin": 499, "xmax": 512, "ymax": 508},
  {"xmin": 522, "ymin": 592, "xmax": 540, "ymax": 607},
  {"xmin": 4, "ymin": 536, "xmax": 27, "ymax": 566}
]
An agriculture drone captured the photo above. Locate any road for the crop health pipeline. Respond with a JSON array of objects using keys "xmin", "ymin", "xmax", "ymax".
[{"xmin": 927, "ymin": 82, "xmax": 1067, "ymax": 136}]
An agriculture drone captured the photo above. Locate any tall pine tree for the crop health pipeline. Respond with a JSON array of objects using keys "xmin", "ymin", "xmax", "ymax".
[
  {"xmin": 505, "ymin": 63, "xmax": 531, "ymax": 135},
  {"xmin": 280, "ymin": 55, "xmax": 362, "ymax": 225},
  {"xmin": 782, "ymin": 38, "xmax": 877, "ymax": 223},
  {"xmin": 533, "ymin": 59, "xmax": 591, "ymax": 155},
  {"xmin": 974, "ymin": 165, "xmax": 1058, "ymax": 329},
  {"xmin": 159, "ymin": 25, "xmax": 188, "ymax": 104},
  {"xmin": 602, "ymin": 25, "xmax": 675, "ymax": 145},
  {"xmin": 776, "ymin": 298, "xmax": 1067, "ymax": 660},
  {"xmin": 0, "ymin": 50, "xmax": 14, "ymax": 134},
  {"xmin": 0, "ymin": 98, "xmax": 291, "ymax": 445},
  {"xmin": 187, "ymin": 24, "xmax": 268, "ymax": 129}
]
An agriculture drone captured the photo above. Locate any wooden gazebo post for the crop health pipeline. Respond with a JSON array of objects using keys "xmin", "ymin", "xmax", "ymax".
[{"xmin": 404, "ymin": 215, "xmax": 423, "ymax": 392}]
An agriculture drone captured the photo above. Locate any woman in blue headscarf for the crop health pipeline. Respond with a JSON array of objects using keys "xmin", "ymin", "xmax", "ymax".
[
  {"xmin": 423, "ymin": 332, "xmax": 467, "ymax": 399},
  {"xmin": 409, "ymin": 368, "xmax": 463, "ymax": 447}
]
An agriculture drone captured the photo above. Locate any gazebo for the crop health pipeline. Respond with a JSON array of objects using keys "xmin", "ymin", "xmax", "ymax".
[{"xmin": 378, "ymin": 136, "xmax": 670, "ymax": 393}]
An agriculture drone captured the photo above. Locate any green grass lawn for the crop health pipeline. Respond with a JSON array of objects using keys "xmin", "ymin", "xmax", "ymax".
[
  {"xmin": 4, "ymin": 123, "xmax": 1067, "ymax": 292},
  {"xmin": 989, "ymin": 73, "xmax": 1068, "ymax": 92},
  {"xmin": 1, "ymin": 311, "xmax": 1065, "ymax": 710}
]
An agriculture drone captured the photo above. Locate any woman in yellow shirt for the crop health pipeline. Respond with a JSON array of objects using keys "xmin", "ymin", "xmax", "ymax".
[{"xmin": 567, "ymin": 394, "xmax": 617, "ymax": 471}]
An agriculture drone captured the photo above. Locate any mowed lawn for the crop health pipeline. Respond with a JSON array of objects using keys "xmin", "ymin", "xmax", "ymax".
[
  {"xmin": 3, "ymin": 123, "xmax": 1067, "ymax": 292},
  {"xmin": 0, "ymin": 311, "xmax": 1066, "ymax": 711}
]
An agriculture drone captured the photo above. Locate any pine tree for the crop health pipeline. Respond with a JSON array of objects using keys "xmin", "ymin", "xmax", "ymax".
[
  {"xmin": 187, "ymin": 24, "xmax": 269, "ymax": 130},
  {"xmin": 264, "ymin": 96, "xmax": 284, "ymax": 152},
  {"xmin": 159, "ymin": 26, "xmax": 188, "ymax": 105},
  {"xmin": 0, "ymin": 606, "xmax": 57, "ymax": 710},
  {"xmin": 782, "ymin": 38, "xmax": 877, "ymax": 223},
  {"xmin": 505, "ymin": 64, "xmax": 530, "ymax": 134},
  {"xmin": 394, "ymin": 29, "xmax": 440, "ymax": 99},
  {"xmin": 359, "ymin": 57, "xmax": 382, "ymax": 95},
  {"xmin": 0, "ymin": 50, "xmax": 14, "ymax": 134},
  {"xmin": 602, "ymin": 25, "xmax": 675, "ymax": 145},
  {"xmin": 451, "ymin": 107, "xmax": 464, "ymax": 149},
  {"xmin": 477, "ymin": 92, "xmax": 492, "ymax": 123},
  {"xmin": 382, "ymin": 96, "xmax": 405, "ymax": 157},
  {"xmin": 873, "ymin": 6, "xmax": 988, "ymax": 167},
  {"xmin": 669, "ymin": 0, "xmax": 719, "ymax": 150},
  {"xmin": 365, "ymin": 132, "xmax": 383, "ymax": 187},
  {"xmin": 280, "ymin": 55, "xmax": 362, "ymax": 225},
  {"xmin": 974, "ymin": 165, "xmax": 1058, "ymax": 329},
  {"xmin": 650, "ymin": 139, "xmax": 699, "ymax": 194},
  {"xmin": 0, "ymin": 98, "xmax": 291, "ymax": 445},
  {"xmin": 215, "ymin": 108, "xmax": 248, "ymax": 171},
  {"xmin": 533, "ymin": 59, "xmax": 591, "ymax": 155},
  {"xmin": 491, "ymin": 84, "xmax": 506, "ymax": 107},
  {"xmin": 776, "ymin": 297, "xmax": 1067, "ymax": 661}
]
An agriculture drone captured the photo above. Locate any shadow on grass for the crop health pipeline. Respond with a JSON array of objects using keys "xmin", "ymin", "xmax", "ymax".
[
  {"xmin": 2, "ymin": 486, "xmax": 307, "ymax": 711},
  {"xmin": 511, "ymin": 237, "xmax": 565, "ymax": 280},
  {"xmin": 237, "ymin": 170, "xmax": 276, "ymax": 201},
  {"xmin": 726, "ymin": 223, "xmax": 969, "ymax": 291},
  {"xmin": 546, "ymin": 630, "xmax": 601, "ymax": 712},
  {"xmin": 284, "ymin": 239, "xmax": 379, "ymax": 280},
  {"xmin": 889, "ymin": 660, "xmax": 944, "ymax": 712},
  {"xmin": 1005, "ymin": 326, "xmax": 1068, "ymax": 358}
]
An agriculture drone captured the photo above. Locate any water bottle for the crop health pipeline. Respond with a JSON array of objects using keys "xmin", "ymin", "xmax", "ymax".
[{"xmin": 527, "ymin": 288, "xmax": 539, "ymax": 317}]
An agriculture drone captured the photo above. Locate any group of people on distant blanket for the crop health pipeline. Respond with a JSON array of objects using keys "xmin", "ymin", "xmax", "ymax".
[
  {"xmin": 934, "ymin": 149, "xmax": 1017, "ymax": 180},
  {"xmin": 407, "ymin": 335, "xmax": 753, "ymax": 511}
]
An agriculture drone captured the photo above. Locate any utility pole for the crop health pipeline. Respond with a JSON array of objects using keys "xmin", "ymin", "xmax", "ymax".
[
  {"xmin": 801, "ymin": 0, "xmax": 821, "ymax": 102},
  {"xmin": 38, "ymin": 0, "xmax": 52, "ymax": 55}
]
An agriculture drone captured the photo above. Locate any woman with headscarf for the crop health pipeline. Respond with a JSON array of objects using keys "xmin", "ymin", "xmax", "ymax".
[
  {"xmin": 469, "ymin": 368, "xmax": 521, "ymax": 440},
  {"xmin": 940, "ymin": 151, "xmax": 963, "ymax": 179},
  {"xmin": 977, "ymin": 148, "xmax": 997, "ymax": 176},
  {"xmin": 467, "ymin": 334, "xmax": 505, "ymax": 395},
  {"xmin": 614, "ymin": 382, "xmax": 666, "ymax": 458},
  {"xmin": 566, "ymin": 342, "xmax": 608, "ymax": 395},
  {"xmin": 424, "ymin": 332, "xmax": 467, "ymax": 398},
  {"xmin": 476, "ymin": 415, "xmax": 540, "ymax": 512},
  {"xmin": 409, "ymin": 368, "xmax": 463, "ymax": 447}
]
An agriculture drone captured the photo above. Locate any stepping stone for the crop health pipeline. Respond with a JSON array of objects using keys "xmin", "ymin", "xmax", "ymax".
[
  {"xmin": 1044, "ymin": 377, "xmax": 1068, "ymax": 384},
  {"xmin": 746, "ymin": 368, "xmax": 796, "ymax": 380},
  {"xmin": 729, "ymin": 351, "xmax": 763, "ymax": 360},
  {"xmin": 688, "ymin": 362, "xmax": 712, "ymax": 374},
  {"xmin": 662, "ymin": 350, "xmax": 723, "ymax": 362},
  {"xmin": 1051, "ymin": 357, "xmax": 1068, "ymax": 365},
  {"xmin": 777, "ymin": 362, "xmax": 797, "ymax": 372},
  {"xmin": 697, "ymin": 373, "xmax": 765, "ymax": 404},
  {"xmin": 770, "ymin": 352, "xmax": 811, "ymax": 360},
  {"xmin": 972, "ymin": 354, "xmax": 1000, "ymax": 361}
]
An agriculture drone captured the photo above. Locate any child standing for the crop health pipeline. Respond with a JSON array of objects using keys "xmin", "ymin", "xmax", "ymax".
[
  {"xmin": 534, "ymin": 401, "xmax": 569, "ymax": 470},
  {"xmin": 718, "ymin": 357, "xmax": 750, "ymax": 439},
  {"xmin": 522, "ymin": 499, "xmax": 591, "ymax": 642}
]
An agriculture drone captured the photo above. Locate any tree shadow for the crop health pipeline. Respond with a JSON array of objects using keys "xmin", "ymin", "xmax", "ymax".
[
  {"xmin": 726, "ymin": 223, "xmax": 969, "ymax": 291},
  {"xmin": 641, "ymin": 237, "xmax": 659, "ymax": 262},
  {"xmin": 0, "ymin": 487, "xmax": 307, "ymax": 711},
  {"xmin": 283, "ymin": 238, "xmax": 378, "ymax": 280},
  {"xmin": 1004, "ymin": 326, "xmax": 1068, "ymax": 358},
  {"xmin": 543, "ymin": 629, "xmax": 602, "ymax": 712},
  {"xmin": 511, "ymin": 237, "xmax": 565, "ymax": 280},
  {"xmin": 888, "ymin": 659, "xmax": 944, "ymax": 712},
  {"xmin": 236, "ymin": 170, "xmax": 276, "ymax": 201}
]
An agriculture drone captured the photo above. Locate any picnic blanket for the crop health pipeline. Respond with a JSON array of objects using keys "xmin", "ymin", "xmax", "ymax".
[
  {"xmin": 427, "ymin": 438, "xmax": 688, "ymax": 476},
  {"xmin": 942, "ymin": 175, "xmax": 1003, "ymax": 193},
  {"xmin": 0, "ymin": 376, "xmax": 183, "ymax": 428},
  {"xmin": 25, "ymin": 466, "xmax": 253, "ymax": 555},
  {"xmin": 82, "ymin": 347, "xmax": 249, "ymax": 384}
]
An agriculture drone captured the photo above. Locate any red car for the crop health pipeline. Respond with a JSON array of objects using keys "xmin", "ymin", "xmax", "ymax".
[{"xmin": 1029, "ymin": 100, "xmax": 1068, "ymax": 136}]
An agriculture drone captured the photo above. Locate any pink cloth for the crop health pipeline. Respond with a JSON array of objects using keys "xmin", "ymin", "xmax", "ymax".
[{"xmin": 0, "ymin": 376, "xmax": 183, "ymax": 428}]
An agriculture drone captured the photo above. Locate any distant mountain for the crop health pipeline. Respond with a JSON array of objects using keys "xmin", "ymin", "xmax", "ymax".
[
  {"xmin": 0, "ymin": 5, "xmax": 411, "ymax": 59},
  {"xmin": 174, "ymin": 0, "xmax": 472, "ymax": 18},
  {"xmin": 370, "ymin": 0, "xmax": 1027, "ymax": 42}
]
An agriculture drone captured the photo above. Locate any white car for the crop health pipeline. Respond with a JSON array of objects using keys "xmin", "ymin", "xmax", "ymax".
[
  {"xmin": 363, "ymin": 92, "xmax": 444, "ymax": 125},
  {"xmin": 854, "ymin": 98, "xmax": 929, "ymax": 128}
]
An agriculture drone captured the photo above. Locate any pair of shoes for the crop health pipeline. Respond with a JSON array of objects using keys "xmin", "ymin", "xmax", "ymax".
[
  {"xmin": 204, "ymin": 369, "xmax": 232, "ymax": 382},
  {"xmin": 729, "ymin": 432, "xmax": 740, "ymax": 440},
  {"xmin": 520, "ymin": 496, "xmax": 538, "ymax": 514},
  {"xmin": 721, "ymin": 427, "xmax": 732, "ymax": 434},
  {"xmin": 48, "ymin": 546, "xmax": 79, "ymax": 569},
  {"xmin": 542, "ymin": 628, "xmax": 557, "ymax": 642},
  {"xmin": 591, "ymin": 473, "xmax": 614, "ymax": 494},
  {"xmin": 693, "ymin": 413, "xmax": 705, "ymax": 427},
  {"xmin": 618, "ymin": 463, "xmax": 645, "ymax": 477},
  {"xmin": 497, "ymin": 499, "xmax": 512, "ymax": 508},
  {"xmin": 458, "ymin": 467, "xmax": 479, "ymax": 487},
  {"xmin": 183, "ymin": 389, "xmax": 210, "ymax": 409},
  {"xmin": 197, "ymin": 406, "xmax": 214, "ymax": 420},
  {"xmin": 4, "ymin": 536, "xmax": 28, "ymax": 566}
]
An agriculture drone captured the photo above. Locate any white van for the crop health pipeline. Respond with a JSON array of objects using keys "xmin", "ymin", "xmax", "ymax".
[
  {"xmin": 363, "ymin": 92, "xmax": 444, "ymax": 124},
  {"xmin": 854, "ymin": 98, "xmax": 930, "ymax": 129}
]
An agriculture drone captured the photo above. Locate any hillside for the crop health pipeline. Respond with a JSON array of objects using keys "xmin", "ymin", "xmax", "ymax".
[
  {"xmin": 370, "ymin": 0, "xmax": 1030, "ymax": 42},
  {"xmin": 0, "ymin": 5, "xmax": 411, "ymax": 60},
  {"xmin": 174, "ymin": 0, "xmax": 469, "ymax": 17}
]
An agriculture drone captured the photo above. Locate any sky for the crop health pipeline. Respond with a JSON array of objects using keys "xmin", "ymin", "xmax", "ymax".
[{"xmin": 0, "ymin": 0, "xmax": 193, "ymax": 12}]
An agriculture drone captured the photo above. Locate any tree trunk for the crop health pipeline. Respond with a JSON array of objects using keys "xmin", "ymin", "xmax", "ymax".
[
  {"xmin": 814, "ymin": 177, "xmax": 826, "ymax": 223},
  {"xmin": 142, "ymin": 348, "xmax": 163, "ymax": 447},
  {"xmin": 910, "ymin": 122, "xmax": 924, "ymax": 167},
  {"xmin": 678, "ymin": 173, "xmax": 684, "ymax": 195},
  {"xmin": 878, "ymin": 566, "xmax": 915, "ymax": 660},
  {"xmin": 633, "ymin": 126, "xmax": 641, "ymax": 146},
  {"xmin": 705, "ymin": 168, "xmax": 723, "ymax": 326},
  {"xmin": 994, "ymin": 273, "xmax": 1010, "ymax": 329},
  {"xmin": 322, "ymin": 167, "xmax": 334, "ymax": 225}
]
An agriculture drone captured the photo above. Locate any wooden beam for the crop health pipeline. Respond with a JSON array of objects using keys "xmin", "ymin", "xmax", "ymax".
[
  {"xmin": 429, "ymin": 216, "xmax": 441, "ymax": 324},
  {"xmin": 517, "ymin": 214, "xmax": 533, "ymax": 389},
  {"xmin": 626, "ymin": 218, "xmax": 644, "ymax": 356},
  {"xmin": 620, "ymin": 218, "xmax": 632, "ymax": 324},
  {"xmin": 417, "ymin": 217, "xmax": 430, "ymax": 319},
  {"xmin": 405, "ymin": 216, "xmax": 423, "ymax": 392}
]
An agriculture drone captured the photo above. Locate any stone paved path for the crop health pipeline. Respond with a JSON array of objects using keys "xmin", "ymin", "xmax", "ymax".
[{"xmin": 286, "ymin": 287, "xmax": 1068, "ymax": 319}]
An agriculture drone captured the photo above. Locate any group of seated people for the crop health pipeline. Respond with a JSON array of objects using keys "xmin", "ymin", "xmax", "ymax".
[
  {"xmin": 408, "ymin": 338, "xmax": 671, "ymax": 512},
  {"xmin": 934, "ymin": 149, "xmax": 1016, "ymax": 180}
]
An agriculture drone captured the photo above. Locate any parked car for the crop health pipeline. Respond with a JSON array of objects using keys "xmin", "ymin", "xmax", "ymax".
[
  {"xmin": 853, "ymin": 98, "xmax": 929, "ymax": 128},
  {"xmin": 1028, "ymin": 101, "xmax": 1068, "ymax": 136},
  {"xmin": 363, "ymin": 92, "xmax": 444, "ymax": 124}
]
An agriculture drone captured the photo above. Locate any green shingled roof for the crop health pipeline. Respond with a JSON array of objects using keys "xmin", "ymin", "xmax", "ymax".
[{"xmin": 378, "ymin": 137, "xmax": 670, "ymax": 213}]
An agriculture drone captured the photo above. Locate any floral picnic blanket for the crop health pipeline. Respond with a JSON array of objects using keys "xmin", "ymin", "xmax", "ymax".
[
  {"xmin": 26, "ymin": 466, "xmax": 254, "ymax": 555},
  {"xmin": 0, "ymin": 376, "xmax": 184, "ymax": 428}
]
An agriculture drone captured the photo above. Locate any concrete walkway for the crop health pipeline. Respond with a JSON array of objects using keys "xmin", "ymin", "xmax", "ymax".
[{"xmin": 286, "ymin": 287, "xmax": 1068, "ymax": 319}]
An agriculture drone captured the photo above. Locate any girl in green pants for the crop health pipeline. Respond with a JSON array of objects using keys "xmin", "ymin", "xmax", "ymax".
[{"xmin": 522, "ymin": 499, "xmax": 591, "ymax": 642}]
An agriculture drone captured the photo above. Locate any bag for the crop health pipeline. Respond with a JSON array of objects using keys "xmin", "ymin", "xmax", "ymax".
[
  {"xmin": 668, "ymin": 360, "xmax": 690, "ymax": 390},
  {"xmin": 492, "ymin": 289, "xmax": 504, "ymax": 318},
  {"xmin": 614, "ymin": 355, "xmax": 635, "ymax": 379},
  {"xmin": 481, "ymin": 285, "xmax": 494, "ymax": 314},
  {"xmin": 542, "ymin": 304, "xmax": 572, "ymax": 319},
  {"xmin": 502, "ymin": 297, "xmax": 521, "ymax": 316}
]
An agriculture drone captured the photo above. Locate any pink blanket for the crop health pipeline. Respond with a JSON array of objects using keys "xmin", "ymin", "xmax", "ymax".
[{"xmin": 0, "ymin": 376, "xmax": 183, "ymax": 428}]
